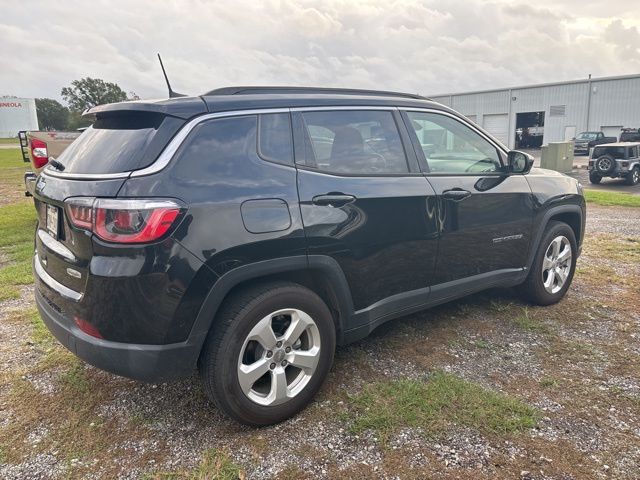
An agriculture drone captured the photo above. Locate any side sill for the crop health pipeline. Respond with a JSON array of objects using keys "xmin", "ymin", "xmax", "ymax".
[{"xmin": 342, "ymin": 268, "xmax": 525, "ymax": 344}]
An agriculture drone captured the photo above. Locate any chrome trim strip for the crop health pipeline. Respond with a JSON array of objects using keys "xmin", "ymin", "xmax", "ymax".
[
  {"xmin": 290, "ymin": 105, "xmax": 396, "ymax": 112},
  {"xmin": 34, "ymin": 254, "xmax": 83, "ymax": 301},
  {"xmin": 42, "ymin": 169, "xmax": 130, "ymax": 180},
  {"xmin": 130, "ymin": 108, "xmax": 291, "ymax": 177},
  {"xmin": 37, "ymin": 230, "xmax": 77, "ymax": 262},
  {"xmin": 397, "ymin": 107, "xmax": 509, "ymax": 154}
]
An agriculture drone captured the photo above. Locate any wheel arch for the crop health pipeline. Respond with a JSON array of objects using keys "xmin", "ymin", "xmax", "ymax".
[
  {"xmin": 527, "ymin": 204, "xmax": 584, "ymax": 271},
  {"xmin": 188, "ymin": 255, "xmax": 355, "ymax": 361}
]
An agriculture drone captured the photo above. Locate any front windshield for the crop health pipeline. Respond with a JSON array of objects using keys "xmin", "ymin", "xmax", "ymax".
[{"xmin": 576, "ymin": 133, "xmax": 597, "ymax": 140}]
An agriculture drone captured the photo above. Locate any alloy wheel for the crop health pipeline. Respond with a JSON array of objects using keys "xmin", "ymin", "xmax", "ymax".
[
  {"xmin": 541, "ymin": 235, "xmax": 572, "ymax": 294},
  {"xmin": 237, "ymin": 308, "xmax": 321, "ymax": 406}
]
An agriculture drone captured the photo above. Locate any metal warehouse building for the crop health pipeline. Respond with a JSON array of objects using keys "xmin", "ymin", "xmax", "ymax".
[
  {"xmin": 0, "ymin": 98, "xmax": 38, "ymax": 138},
  {"xmin": 429, "ymin": 73, "xmax": 640, "ymax": 150}
]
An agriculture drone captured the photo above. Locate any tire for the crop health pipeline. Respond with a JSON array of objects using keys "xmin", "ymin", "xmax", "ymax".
[
  {"xmin": 589, "ymin": 172, "xmax": 602, "ymax": 184},
  {"xmin": 625, "ymin": 166, "xmax": 640, "ymax": 186},
  {"xmin": 594, "ymin": 154, "xmax": 616, "ymax": 175},
  {"xmin": 518, "ymin": 221, "xmax": 577, "ymax": 306},
  {"xmin": 198, "ymin": 281, "xmax": 336, "ymax": 426}
]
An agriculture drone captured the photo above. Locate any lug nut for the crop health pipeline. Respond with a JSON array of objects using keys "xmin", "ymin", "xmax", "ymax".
[
  {"xmin": 281, "ymin": 360, "xmax": 287, "ymax": 367},
  {"xmin": 266, "ymin": 351, "xmax": 273, "ymax": 358},
  {"xmin": 276, "ymin": 341, "xmax": 283, "ymax": 348},
  {"xmin": 285, "ymin": 346, "xmax": 291, "ymax": 353},
  {"xmin": 270, "ymin": 363, "xmax": 276, "ymax": 370}
]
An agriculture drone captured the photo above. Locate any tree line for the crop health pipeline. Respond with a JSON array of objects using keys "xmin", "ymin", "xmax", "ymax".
[{"xmin": 36, "ymin": 77, "xmax": 138, "ymax": 131}]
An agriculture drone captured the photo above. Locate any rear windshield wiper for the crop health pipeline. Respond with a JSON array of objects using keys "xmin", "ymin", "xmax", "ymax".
[{"xmin": 48, "ymin": 157, "xmax": 65, "ymax": 171}]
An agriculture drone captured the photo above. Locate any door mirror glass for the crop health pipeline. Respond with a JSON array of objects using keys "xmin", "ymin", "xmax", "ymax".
[{"xmin": 508, "ymin": 150, "xmax": 534, "ymax": 173}]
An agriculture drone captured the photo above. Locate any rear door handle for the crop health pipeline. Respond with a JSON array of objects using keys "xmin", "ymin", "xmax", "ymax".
[
  {"xmin": 312, "ymin": 194, "xmax": 356, "ymax": 207},
  {"xmin": 442, "ymin": 189, "xmax": 471, "ymax": 201}
]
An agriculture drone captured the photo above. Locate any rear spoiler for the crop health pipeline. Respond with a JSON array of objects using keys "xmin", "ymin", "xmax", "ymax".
[{"xmin": 84, "ymin": 96, "xmax": 207, "ymax": 120}]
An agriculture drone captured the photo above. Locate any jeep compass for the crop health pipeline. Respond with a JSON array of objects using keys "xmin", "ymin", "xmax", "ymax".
[{"xmin": 31, "ymin": 87, "xmax": 585, "ymax": 425}]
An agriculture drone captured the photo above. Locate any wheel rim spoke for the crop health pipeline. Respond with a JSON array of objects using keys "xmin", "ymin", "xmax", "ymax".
[
  {"xmin": 550, "ymin": 237, "xmax": 561, "ymax": 259},
  {"xmin": 247, "ymin": 315, "xmax": 277, "ymax": 349},
  {"xmin": 266, "ymin": 369, "xmax": 288, "ymax": 405},
  {"xmin": 287, "ymin": 347, "xmax": 320, "ymax": 372},
  {"xmin": 557, "ymin": 244, "xmax": 571, "ymax": 264},
  {"xmin": 283, "ymin": 310, "xmax": 314, "ymax": 344},
  {"xmin": 542, "ymin": 255, "xmax": 554, "ymax": 270},
  {"xmin": 544, "ymin": 271, "xmax": 555, "ymax": 289},
  {"xmin": 238, "ymin": 359, "xmax": 270, "ymax": 394}
]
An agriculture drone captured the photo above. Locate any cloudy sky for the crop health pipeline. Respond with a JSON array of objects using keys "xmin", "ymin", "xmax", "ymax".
[{"xmin": 1, "ymin": 0, "xmax": 639, "ymax": 102}]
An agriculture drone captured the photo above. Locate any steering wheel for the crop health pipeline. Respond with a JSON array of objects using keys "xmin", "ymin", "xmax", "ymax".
[{"xmin": 465, "ymin": 158, "xmax": 499, "ymax": 173}]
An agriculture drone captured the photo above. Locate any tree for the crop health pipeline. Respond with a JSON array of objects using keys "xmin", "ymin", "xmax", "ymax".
[
  {"xmin": 35, "ymin": 98, "xmax": 69, "ymax": 131},
  {"xmin": 61, "ymin": 77, "xmax": 128, "ymax": 112}
]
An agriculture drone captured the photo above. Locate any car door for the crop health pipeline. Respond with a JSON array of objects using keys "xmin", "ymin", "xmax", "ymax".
[
  {"xmin": 401, "ymin": 109, "xmax": 534, "ymax": 289},
  {"xmin": 292, "ymin": 107, "xmax": 439, "ymax": 320}
]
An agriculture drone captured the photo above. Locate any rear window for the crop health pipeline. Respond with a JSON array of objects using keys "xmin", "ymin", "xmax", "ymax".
[
  {"xmin": 53, "ymin": 112, "xmax": 183, "ymax": 174},
  {"xmin": 593, "ymin": 146, "xmax": 627, "ymax": 159}
]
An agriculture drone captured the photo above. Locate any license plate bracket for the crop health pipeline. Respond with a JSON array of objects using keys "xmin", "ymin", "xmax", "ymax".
[{"xmin": 46, "ymin": 204, "xmax": 59, "ymax": 238}]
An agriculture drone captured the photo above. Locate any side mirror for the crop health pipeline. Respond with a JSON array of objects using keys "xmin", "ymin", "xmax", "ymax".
[{"xmin": 507, "ymin": 150, "xmax": 534, "ymax": 174}]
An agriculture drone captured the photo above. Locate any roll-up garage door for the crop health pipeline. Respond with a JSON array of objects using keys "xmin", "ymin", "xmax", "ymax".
[{"xmin": 483, "ymin": 114, "xmax": 509, "ymax": 145}]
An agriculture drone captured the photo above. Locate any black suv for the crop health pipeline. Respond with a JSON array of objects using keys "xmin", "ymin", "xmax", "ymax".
[{"xmin": 31, "ymin": 87, "xmax": 585, "ymax": 425}]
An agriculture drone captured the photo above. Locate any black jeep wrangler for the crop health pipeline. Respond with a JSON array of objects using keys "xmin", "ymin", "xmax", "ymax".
[
  {"xmin": 589, "ymin": 143, "xmax": 640, "ymax": 185},
  {"xmin": 31, "ymin": 87, "xmax": 585, "ymax": 425}
]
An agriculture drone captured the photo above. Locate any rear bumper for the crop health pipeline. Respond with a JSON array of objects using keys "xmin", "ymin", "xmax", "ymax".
[{"xmin": 35, "ymin": 285, "xmax": 200, "ymax": 382}]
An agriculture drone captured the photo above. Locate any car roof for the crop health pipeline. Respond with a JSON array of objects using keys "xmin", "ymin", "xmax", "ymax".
[{"xmin": 86, "ymin": 87, "xmax": 453, "ymax": 119}]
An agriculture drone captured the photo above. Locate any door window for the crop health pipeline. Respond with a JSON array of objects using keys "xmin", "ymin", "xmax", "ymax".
[
  {"xmin": 300, "ymin": 110, "xmax": 409, "ymax": 174},
  {"xmin": 406, "ymin": 111, "xmax": 503, "ymax": 174}
]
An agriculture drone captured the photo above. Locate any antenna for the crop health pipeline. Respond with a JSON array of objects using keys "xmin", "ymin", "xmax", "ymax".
[{"xmin": 157, "ymin": 53, "xmax": 186, "ymax": 98}]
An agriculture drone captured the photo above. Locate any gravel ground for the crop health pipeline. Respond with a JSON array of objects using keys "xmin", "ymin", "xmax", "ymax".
[{"xmin": 1, "ymin": 204, "xmax": 639, "ymax": 479}]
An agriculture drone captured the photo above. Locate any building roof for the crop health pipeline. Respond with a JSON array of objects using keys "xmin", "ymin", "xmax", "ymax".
[{"xmin": 430, "ymin": 73, "xmax": 640, "ymax": 98}]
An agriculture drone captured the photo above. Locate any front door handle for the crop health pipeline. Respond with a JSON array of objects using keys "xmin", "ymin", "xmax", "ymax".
[
  {"xmin": 442, "ymin": 189, "xmax": 471, "ymax": 201},
  {"xmin": 312, "ymin": 194, "xmax": 356, "ymax": 207}
]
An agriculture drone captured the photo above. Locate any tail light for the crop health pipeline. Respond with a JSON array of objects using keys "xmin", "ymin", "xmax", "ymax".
[
  {"xmin": 65, "ymin": 198, "xmax": 183, "ymax": 244},
  {"xmin": 30, "ymin": 138, "xmax": 49, "ymax": 169}
]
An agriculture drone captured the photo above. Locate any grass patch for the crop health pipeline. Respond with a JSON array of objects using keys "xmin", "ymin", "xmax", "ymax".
[
  {"xmin": 583, "ymin": 234, "xmax": 640, "ymax": 264},
  {"xmin": 0, "ymin": 137, "xmax": 19, "ymax": 145},
  {"xmin": 584, "ymin": 190, "xmax": 640, "ymax": 207},
  {"xmin": 0, "ymin": 201, "xmax": 36, "ymax": 301},
  {"xmin": 512, "ymin": 308, "xmax": 549, "ymax": 333},
  {"xmin": 146, "ymin": 448, "xmax": 245, "ymax": 479},
  {"xmin": 539, "ymin": 377, "xmax": 560, "ymax": 388},
  {"xmin": 348, "ymin": 371, "xmax": 537, "ymax": 440}
]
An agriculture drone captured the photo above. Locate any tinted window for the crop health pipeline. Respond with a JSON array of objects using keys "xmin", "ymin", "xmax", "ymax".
[
  {"xmin": 258, "ymin": 113, "xmax": 293, "ymax": 165},
  {"xmin": 406, "ymin": 111, "xmax": 502, "ymax": 174},
  {"xmin": 171, "ymin": 115, "xmax": 259, "ymax": 183},
  {"xmin": 300, "ymin": 110, "xmax": 408, "ymax": 174},
  {"xmin": 593, "ymin": 146, "xmax": 626, "ymax": 159},
  {"xmin": 54, "ymin": 112, "xmax": 179, "ymax": 174}
]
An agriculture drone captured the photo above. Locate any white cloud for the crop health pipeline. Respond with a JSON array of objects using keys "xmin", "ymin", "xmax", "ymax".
[{"xmin": 0, "ymin": 0, "xmax": 638, "ymax": 103}]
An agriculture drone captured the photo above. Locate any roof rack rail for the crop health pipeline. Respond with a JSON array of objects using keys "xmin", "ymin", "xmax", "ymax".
[{"xmin": 204, "ymin": 86, "xmax": 429, "ymax": 100}]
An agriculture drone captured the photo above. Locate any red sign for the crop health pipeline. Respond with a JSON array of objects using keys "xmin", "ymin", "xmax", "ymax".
[{"xmin": 0, "ymin": 102, "xmax": 23, "ymax": 108}]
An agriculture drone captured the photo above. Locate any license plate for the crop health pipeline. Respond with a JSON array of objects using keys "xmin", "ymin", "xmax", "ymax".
[{"xmin": 46, "ymin": 204, "xmax": 59, "ymax": 238}]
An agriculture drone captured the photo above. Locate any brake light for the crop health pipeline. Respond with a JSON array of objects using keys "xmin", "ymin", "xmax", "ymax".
[
  {"xmin": 65, "ymin": 198, "xmax": 182, "ymax": 244},
  {"xmin": 30, "ymin": 138, "xmax": 48, "ymax": 169}
]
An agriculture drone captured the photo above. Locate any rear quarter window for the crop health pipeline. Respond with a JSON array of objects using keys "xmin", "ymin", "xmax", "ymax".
[{"xmin": 54, "ymin": 112, "xmax": 184, "ymax": 174}]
